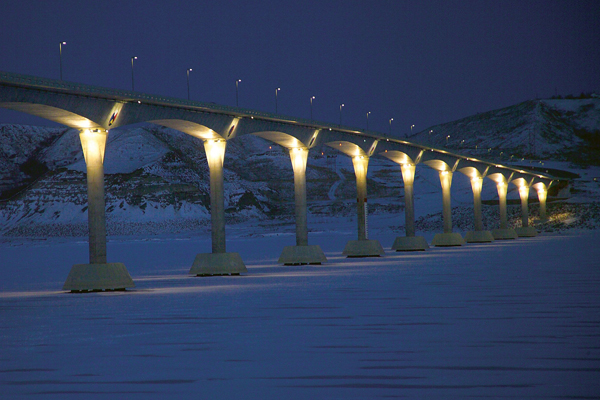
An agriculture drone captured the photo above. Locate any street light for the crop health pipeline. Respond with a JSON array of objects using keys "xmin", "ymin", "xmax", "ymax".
[
  {"xmin": 131, "ymin": 56, "xmax": 138, "ymax": 91},
  {"xmin": 410, "ymin": 124, "xmax": 415, "ymax": 136},
  {"xmin": 389, "ymin": 118, "xmax": 394, "ymax": 135},
  {"xmin": 366, "ymin": 111, "xmax": 371, "ymax": 130},
  {"xmin": 310, "ymin": 96, "xmax": 315, "ymax": 120},
  {"xmin": 59, "ymin": 42, "xmax": 67, "ymax": 80},
  {"xmin": 186, "ymin": 68, "xmax": 192, "ymax": 100},
  {"xmin": 275, "ymin": 87, "xmax": 281, "ymax": 113},
  {"xmin": 235, "ymin": 79, "xmax": 241, "ymax": 107},
  {"xmin": 339, "ymin": 103, "xmax": 344, "ymax": 126},
  {"xmin": 446, "ymin": 135, "xmax": 450, "ymax": 145}
]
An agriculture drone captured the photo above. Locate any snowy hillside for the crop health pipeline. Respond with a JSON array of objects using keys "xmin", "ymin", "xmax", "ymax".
[
  {"xmin": 411, "ymin": 98, "xmax": 600, "ymax": 164},
  {"xmin": 0, "ymin": 125, "xmax": 70, "ymax": 195},
  {"xmin": 1, "ymin": 96, "xmax": 599, "ymax": 238}
]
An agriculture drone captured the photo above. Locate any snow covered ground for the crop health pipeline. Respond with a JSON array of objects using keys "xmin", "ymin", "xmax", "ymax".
[{"xmin": 1, "ymin": 227, "xmax": 599, "ymax": 399}]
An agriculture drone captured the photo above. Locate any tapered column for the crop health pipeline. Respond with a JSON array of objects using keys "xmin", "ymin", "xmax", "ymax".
[
  {"xmin": 391, "ymin": 163, "xmax": 429, "ymax": 251},
  {"xmin": 432, "ymin": 170, "xmax": 464, "ymax": 246},
  {"xmin": 278, "ymin": 147, "xmax": 327, "ymax": 265},
  {"xmin": 497, "ymin": 181, "xmax": 509, "ymax": 229},
  {"xmin": 440, "ymin": 171, "xmax": 453, "ymax": 234},
  {"xmin": 492, "ymin": 181, "xmax": 517, "ymax": 239},
  {"xmin": 537, "ymin": 187, "xmax": 548, "ymax": 221},
  {"xmin": 519, "ymin": 185, "xmax": 530, "ymax": 228},
  {"xmin": 190, "ymin": 139, "xmax": 247, "ymax": 275},
  {"xmin": 402, "ymin": 164, "xmax": 416, "ymax": 237},
  {"xmin": 353, "ymin": 156, "xmax": 369, "ymax": 240},
  {"xmin": 342, "ymin": 155, "xmax": 384, "ymax": 257},
  {"xmin": 515, "ymin": 184, "xmax": 537, "ymax": 237},
  {"xmin": 204, "ymin": 139, "xmax": 227, "ymax": 253},
  {"xmin": 471, "ymin": 177, "xmax": 483, "ymax": 231},
  {"xmin": 290, "ymin": 148, "xmax": 308, "ymax": 246},
  {"xmin": 80, "ymin": 130, "xmax": 108, "ymax": 263},
  {"xmin": 464, "ymin": 177, "xmax": 494, "ymax": 243},
  {"xmin": 63, "ymin": 129, "xmax": 133, "ymax": 292}
]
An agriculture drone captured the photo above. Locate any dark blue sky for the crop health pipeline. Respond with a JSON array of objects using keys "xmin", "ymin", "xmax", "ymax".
[{"xmin": 1, "ymin": 0, "xmax": 598, "ymax": 135}]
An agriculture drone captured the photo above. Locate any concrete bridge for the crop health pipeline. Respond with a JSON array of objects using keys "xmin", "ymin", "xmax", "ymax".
[{"xmin": 0, "ymin": 71, "xmax": 559, "ymax": 292}]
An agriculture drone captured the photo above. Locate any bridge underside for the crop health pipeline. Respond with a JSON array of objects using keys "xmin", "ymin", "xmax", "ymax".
[{"xmin": 1, "ymin": 102, "xmax": 102, "ymax": 129}]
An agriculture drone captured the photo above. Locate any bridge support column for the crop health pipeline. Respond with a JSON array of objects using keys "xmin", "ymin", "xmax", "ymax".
[
  {"xmin": 492, "ymin": 180, "xmax": 517, "ymax": 239},
  {"xmin": 515, "ymin": 184, "xmax": 537, "ymax": 237},
  {"xmin": 536, "ymin": 186, "xmax": 548, "ymax": 222},
  {"xmin": 63, "ymin": 129, "xmax": 134, "ymax": 292},
  {"xmin": 464, "ymin": 177, "xmax": 494, "ymax": 243},
  {"xmin": 343, "ymin": 156, "xmax": 384, "ymax": 257},
  {"xmin": 392, "ymin": 163, "xmax": 429, "ymax": 251},
  {"xmin": 278, "ymin": 148, "xmax": 327, "ymax": 265},
  {"xmin": 432, "ymin": 171, "xmax": 465, "ymax": 246},
  {"xmin": 190, "ymin": 139, "xmax": 247, "ymax": 276}
]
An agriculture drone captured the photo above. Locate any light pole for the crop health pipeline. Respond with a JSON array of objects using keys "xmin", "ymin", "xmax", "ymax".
[
  {"xmin": 410, "ymin": 124, "xmax": 415, "ymax": 136},
  {"xmin": 446, "ymin": 135, "xmax": 450, "ymax": 145},
  {"xmin": 366, "ymin": 111, "xmax": 371, "ymax": 130},
  {"xmin": 389, "ymin": 118, "xmax": 394, "ymax": 135},
  {"xmin": 275, "ymin": 87, "xmax": 281, "ymax": 113},
  {"xmin": 310, "ymin": 96, "xmax": 315, "ymax": 120},
  {"xmin": 235, "ymin": 79, "xmax": 241, "ymax": 107},
  {"xmin": 186, "ymin": 68, "xmax": 192, "ymax": 100},
  {"xmin": 339, "ymin": 103, "xmax": 344, "ymax": 126},
  {"xmin": 131, "ymin": 56, "xmax": 137, "ymax": 91},
  {"xmin": 59, "ymin": 42, "xmax": 66, "ymax": 80}
]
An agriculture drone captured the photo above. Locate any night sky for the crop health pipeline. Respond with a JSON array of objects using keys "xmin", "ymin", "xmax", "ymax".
[{"xmin": 1, "ymin": 0, "xmax": 598, "ymax": 135}]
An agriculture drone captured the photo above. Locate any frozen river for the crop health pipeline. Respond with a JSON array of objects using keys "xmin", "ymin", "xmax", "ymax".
[{"xmin": 1, "ymin": 230, "xmax": 599, "ymax": 399}]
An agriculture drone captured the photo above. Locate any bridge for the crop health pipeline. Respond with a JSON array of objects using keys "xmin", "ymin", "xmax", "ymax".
[{"xmin": 0, "ymin": 71, "xmax": 560, "ymax": 292}]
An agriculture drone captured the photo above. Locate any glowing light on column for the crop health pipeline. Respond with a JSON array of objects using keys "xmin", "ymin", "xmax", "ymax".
[{"xmin": 79, "ymin": 129, "xmax": 108, "ymax": 166}]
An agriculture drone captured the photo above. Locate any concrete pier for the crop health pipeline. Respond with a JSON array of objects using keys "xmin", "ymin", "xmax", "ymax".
[
  {"xmin": 292, "ymin": 148, "xmax": 309, "ymax": 247},
  {"xmin": 534, "ymin": 183, "xmax": 548, "ymax": 222},
  {"xmin": 63, "ymin": 129, "xmax": 134, "ymax": 292},
  {"xmin": 392, "ymin": 163, "xmax": 429, "ymax": 251},
  {"xmin": 206, "ymin": 139, "xmax": 227, "ymax": 254},
  {"xmin": 343, "ymin": 156, "xmax": 384, "ymax": 257},
  {"xmin": 190, "ymin": 139, "xmax": 247, "ymax": 275},
  {"xmin": 278, "ymin": 147, "xmax": 327, "ymax": 265},
  {"xmin": 432, "ymin": 170, "xmax": 465, "ymax": 247},
  {"xmin": 515, "ymin": 183, "xmax": 537, "ymax": 237},
  {"xmin": 464, "ymin": 176, "xmax": 494, "ymax": 243},
  {"xmin": 492, "ymin": 180, "xmax": 518, "ymax": 240}
]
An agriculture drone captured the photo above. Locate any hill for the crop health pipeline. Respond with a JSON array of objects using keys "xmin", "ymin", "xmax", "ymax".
[
  {"xmin": 1, "ymin": 97, "xmax": 599, "ymax": 238},
  {"xmin": 411, "ymin": 98, "xmax": 600, "ymax": 166}
]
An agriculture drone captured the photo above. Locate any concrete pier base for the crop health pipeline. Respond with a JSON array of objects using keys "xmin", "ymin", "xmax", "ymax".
[
  {"xmin": 515, "ymin": 226, "xmax": 538, "ymax": 237},
  {"xmin": 278, "ymin": 245, "xmax": 327, "ymax": 265},
  {"xmin": 392, "ymin": 236, "xmax": 429, "ymax": 251},
  {"xmin": 63, "ymin": 263, "xmax": 134, "ymax": 292},
  {"xmin": 492, "ymin": 228, "xmax": 518, "ymax": 240},
  {"xmin": 464, "ymin": 230, "xmax": 495, "ymax": 243},
  {"xmin": 343, "ymin": 240, "xmax": 385, "ymax": 257},
  {"xmin": 190, "ymin": 252, "xmax": 247, "ymax": 276},
  {"xmin": 432, "ymin": 232, "xmax": 465, "ymax": 247}
]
